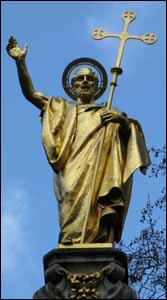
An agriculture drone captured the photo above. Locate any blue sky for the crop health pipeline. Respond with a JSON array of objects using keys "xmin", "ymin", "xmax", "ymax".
[{"xmin": 2, "ymin": 1, "xmax": 166, "ymax": 299}]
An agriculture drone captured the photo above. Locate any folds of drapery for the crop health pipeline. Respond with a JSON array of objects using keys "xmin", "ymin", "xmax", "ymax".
[{"xmin": 41, "ymin": 97, "xmax": 151, "ymax": 243}]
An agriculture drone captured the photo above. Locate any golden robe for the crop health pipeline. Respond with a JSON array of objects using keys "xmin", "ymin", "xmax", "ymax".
[{"xmin": 41, "ymin": 97, "xmax": 150, "ymax": 244}]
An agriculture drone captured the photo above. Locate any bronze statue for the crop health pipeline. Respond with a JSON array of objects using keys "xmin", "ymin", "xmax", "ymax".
[{"xmin": 6, "ymin": 29, "xmax": 151, "ymax": 246}]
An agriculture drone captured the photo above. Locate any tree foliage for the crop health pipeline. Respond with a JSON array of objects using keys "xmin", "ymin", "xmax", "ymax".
[{"xmin": 121, "ymin": 145, "xmax": 166, "ymax": 299}]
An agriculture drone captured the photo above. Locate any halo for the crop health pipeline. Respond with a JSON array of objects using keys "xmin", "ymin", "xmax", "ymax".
[{"xmin": 62, "ymin": 57, "xmax": 108, "ymax": 100}]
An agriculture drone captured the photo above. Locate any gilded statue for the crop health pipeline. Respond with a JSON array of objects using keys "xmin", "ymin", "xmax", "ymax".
[{"xmin": 6, "ymin": 36, "xmax": 151, "ymax": 246}]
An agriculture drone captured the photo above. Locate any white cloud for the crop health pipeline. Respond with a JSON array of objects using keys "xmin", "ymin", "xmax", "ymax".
[
  {"xmin": 2, "ymin": 188, "xmax": 27, "ymax": 273},
  {"xmin": 1, "ymin": 186, "xmax": 36, "ymax": 274},
  {"xmin": 1, "ymin": 184, "xmax": 47, "ymax": 299}
]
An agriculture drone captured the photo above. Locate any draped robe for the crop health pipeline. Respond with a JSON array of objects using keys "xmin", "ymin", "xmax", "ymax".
[{"xmin": 41, "ymin": 97, "xmax": 151, "ymax": 244}]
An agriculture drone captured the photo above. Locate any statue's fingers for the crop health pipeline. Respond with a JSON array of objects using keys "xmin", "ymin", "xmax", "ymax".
[
  {"xmin": 8, "ymin": 36, "xmax": 14, "ymax": 43},
  {"xmin": 105, "ymin": 117, "xmax": 119, "ymax": 124},
  {"xmin": 101, "ymin": 112, "xmax": 109, "ymax": 117},
  {"xmin": 6, "ymin": 42, "xmax": 13, "ymax": 52},
  {"xmin": 101, "ymin": 114, "xmax": 111, "ymax": 119},
  {"xmin": 24, "ymin": 44, "xmax": 28, "ymax": 51},
  {"xmin": 9, "ymin": 36, "xmax": 18, "ymax": 45},
  {"xmin": 22, "ymin": 44, "xmax": 28, "ymax": 55},
  {"xmin": 102, "ymin": 118, "xmax": 113, "ymax": 125},
  {"xmin": 101, "ymin": 113, "xmax": 113, "ymax": 119},
  {"xmin": 7, "ymin": 41, "xmax": 13, "ymax": 50},
  {"xmin": 102, "ymin": 120, "xmax": 110, "ymax": 126},
  {"xmin": 10, "ymin": 36, "xmax": 18, "ymax": 42},
  {"xmin": 9, "ymin": 36, "xmax": 15, "ymax": 41},
  {"xmin": 9, "ymin": 36, "xmax": 17, "ymax": 43},
  {"xmin": 101, "ymin": 113, "xmax": 112, "ymax": 119}
]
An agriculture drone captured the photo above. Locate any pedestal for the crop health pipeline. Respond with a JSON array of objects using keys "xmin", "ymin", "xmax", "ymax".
[{"xmin": 33, "ymin": 247, "xmax": 137, "ymax": 299}]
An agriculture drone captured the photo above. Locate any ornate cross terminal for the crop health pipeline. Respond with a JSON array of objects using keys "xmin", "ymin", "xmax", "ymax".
[{"xmin": 92, "ymin": 10, "xmax": 157, "ymax": 108}]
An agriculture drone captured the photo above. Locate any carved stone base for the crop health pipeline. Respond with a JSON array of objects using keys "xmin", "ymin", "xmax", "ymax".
[{"xmin": 33, "ymin": 247, "xmax": 137, "ymax": 299}]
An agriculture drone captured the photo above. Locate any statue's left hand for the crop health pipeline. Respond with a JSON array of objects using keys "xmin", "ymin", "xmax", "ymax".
[{"xmin": 100, "ymin": 110, "xmax": 129, "ymax": 127}]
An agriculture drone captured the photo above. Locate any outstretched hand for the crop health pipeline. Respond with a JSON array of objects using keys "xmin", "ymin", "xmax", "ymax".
[{"xmin": 6, "ymin": 36, "xmax": 28, "ymax": 60}]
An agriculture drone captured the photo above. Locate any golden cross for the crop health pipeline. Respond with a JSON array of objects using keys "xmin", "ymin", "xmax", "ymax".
[{"xmin": 92, "ymin": 10, "xmax": 157, "ymax": 108}]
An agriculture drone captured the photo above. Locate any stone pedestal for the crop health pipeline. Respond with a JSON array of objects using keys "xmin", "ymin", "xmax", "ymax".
[{"xmin": 33, "ymin": 247, "xmax": 137, "ymax": 299}]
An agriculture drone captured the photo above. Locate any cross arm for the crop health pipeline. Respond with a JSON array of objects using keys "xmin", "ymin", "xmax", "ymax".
[{"xmin": 92, "ymin": 28, "xmax": 157, "ymax": 45}]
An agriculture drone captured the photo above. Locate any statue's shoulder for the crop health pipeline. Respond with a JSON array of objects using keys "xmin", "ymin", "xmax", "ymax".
[
  {"xmin": 127, "ymin": 116, "xmax": 145, "ymax": 135},
  {"xmin": 127, "ymin": 116, "xmax": 141, "ymax": 126},
  {"xmin": 51, "ymin": 96, "xmax": 68, "ymax": 103},
  {"xmin": 51, "ymin": 97, "xmax": 76, "ymax": 107}
]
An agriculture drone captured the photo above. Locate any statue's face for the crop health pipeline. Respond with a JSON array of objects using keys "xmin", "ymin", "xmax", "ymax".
[{"xmin": 71, "ymin": 68, "xmax": 98, "ymax": 102}]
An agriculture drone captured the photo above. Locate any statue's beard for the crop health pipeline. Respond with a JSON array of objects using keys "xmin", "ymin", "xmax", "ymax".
[
  {"xmin": 72, "ymin": 85, "xmax": 97, "ymax": 102},
  {"xmin": 78, "ymin": 88, "xmax": 95, "ymax": 98}
]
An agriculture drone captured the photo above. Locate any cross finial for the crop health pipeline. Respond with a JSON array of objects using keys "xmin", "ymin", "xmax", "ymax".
[
  {"xmin": 92, "ymin": 10, "xmax": 157, "ymax": 68},
  {"xmin": 91, "ymin": 10, "xmax": 157, "ymax": 109}
]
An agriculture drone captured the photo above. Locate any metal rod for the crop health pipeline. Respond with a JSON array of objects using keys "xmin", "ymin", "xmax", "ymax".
[
  {"xmin": 81, "ymin": 34, "xmax": 126, "ymax": 243},
  {"xmin": 80, "ymin": 47, "xmax": 125, "ymax": 245}
]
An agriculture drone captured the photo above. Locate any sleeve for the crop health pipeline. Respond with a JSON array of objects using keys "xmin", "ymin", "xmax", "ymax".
[{"xmin": 123, "ymin": 119, "xmax": 151, "ymax": 183}]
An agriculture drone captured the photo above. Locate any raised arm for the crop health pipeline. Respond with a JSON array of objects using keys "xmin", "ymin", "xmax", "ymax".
[{"xmin": 6, "ymin": 36, "xmax": 48, "ymax": 109}]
